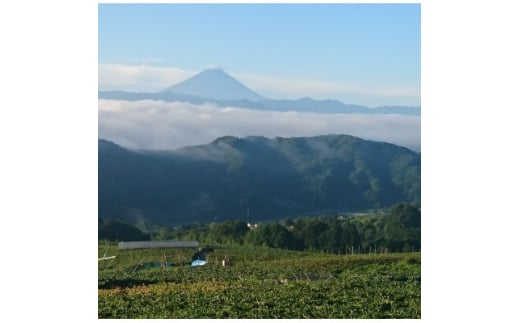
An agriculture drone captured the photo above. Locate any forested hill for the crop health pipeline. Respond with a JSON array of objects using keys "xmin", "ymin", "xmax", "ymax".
[{"xmin": 99, "ymin": 135, "xmax": 420, "ymax": 226}]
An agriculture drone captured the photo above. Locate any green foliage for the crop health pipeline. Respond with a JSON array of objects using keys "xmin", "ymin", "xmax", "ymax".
[
  {"xmin": 246, "ymin": 223, "xmax": 295, "ymax": 249},
  {"xmin": 382, "ymin": 203, "xmax": 421, "ymax": 252},
  {"xmin": 143, "ymin": 204, "xmax": 420, "ymax": 255},
  {"xmin": 98, "ymin": 244, "xmax": 420, "ymax": 319},
  {"xmin": 208, "ymin": 220, "xmax": 248, "ymax": 244}
]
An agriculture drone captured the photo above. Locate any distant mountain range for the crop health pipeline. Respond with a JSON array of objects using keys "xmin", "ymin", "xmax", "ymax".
[
  {"xmin": 99, "ymin": 69, "xmax": 420, "ymax": 116},
  {"xmin": 99, "ymin": 134, "xmax": 420, "ymax": 226}
]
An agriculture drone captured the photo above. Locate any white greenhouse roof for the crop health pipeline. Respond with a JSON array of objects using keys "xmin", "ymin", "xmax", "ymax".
[{"xmin": 118, "ymin": 240, "xmax": 199, "ymax": 250}]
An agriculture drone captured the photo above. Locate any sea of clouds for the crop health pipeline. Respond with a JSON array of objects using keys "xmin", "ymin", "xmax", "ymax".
[{"xmin": 99, "ymin": 99, "xmax": 421, "ymax": 152}]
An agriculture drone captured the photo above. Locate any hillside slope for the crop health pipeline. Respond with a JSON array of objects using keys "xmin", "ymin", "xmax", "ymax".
[{"xmin": 98, "ymin": 135, "xmax": 420, "ymax": 225}]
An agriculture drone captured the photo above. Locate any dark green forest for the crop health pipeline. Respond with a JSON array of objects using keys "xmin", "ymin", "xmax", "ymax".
[
  {"xmin": 99, "ymin": 203, "xmax": 420, "ymax": 254},
  {"xmin": 98, "ymin": 218, "xmax": 151, "ymax": 241},
  {"xmin": 99, "ymin": 135, "xmax": 420, "ymax": 226}
]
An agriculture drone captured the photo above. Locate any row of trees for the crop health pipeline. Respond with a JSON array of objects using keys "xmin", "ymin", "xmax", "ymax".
[{"xmin": 147, "ymin": 203, "xmax": 420, "ymax": 253}]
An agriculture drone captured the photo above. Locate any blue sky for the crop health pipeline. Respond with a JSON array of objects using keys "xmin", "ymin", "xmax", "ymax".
[{"xmin": 99, "ymin": 3, "xmax": 420, "ymax": 106}]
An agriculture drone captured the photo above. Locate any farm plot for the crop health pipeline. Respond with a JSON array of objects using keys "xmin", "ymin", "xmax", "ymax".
[{"xmin": 98, "ymin": 244, "xmax": 420, "ymax": 319}]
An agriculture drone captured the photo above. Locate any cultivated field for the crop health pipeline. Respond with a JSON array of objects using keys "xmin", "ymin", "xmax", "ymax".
[{"xmin": 98, "ymin": 244, "xmax": 420, "ymax": 318}]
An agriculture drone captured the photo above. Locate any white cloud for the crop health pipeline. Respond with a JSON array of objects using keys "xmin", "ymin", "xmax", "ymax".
[
  {"xmin": 98, "ymin": 64, "xmax": 194, "ymax": 92},
  {"xmin": 99, "ymin": 99, "xmax": 421, "ymax": 152}
]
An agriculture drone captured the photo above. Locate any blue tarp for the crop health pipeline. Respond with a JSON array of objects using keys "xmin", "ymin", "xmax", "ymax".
[{"xmin": 191, "ymin": 259, "xmax": 207, "ymax": 267}]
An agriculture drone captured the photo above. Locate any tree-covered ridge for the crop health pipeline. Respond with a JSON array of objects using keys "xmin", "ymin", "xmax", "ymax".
[
  {"xmin": 124, "ymin": 203, "xmax": 420, "ymax": 254},
  {"xmin": 99, "ymin": 135, "xmax": 420, "ymax": 226},
  {"xmin": 98, "ymin": 218, "xmax": 151, "ymax": 241}
]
